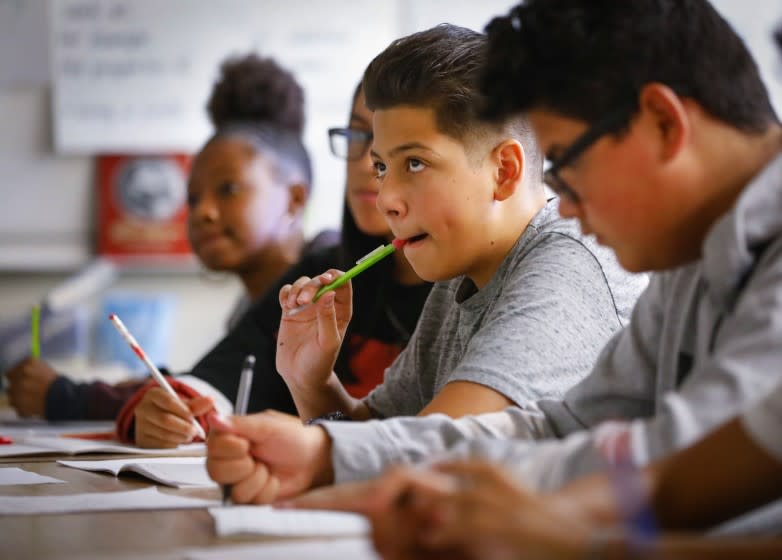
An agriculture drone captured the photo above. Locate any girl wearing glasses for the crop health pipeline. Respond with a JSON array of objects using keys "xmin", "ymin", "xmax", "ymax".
[{"xmin": 117, "ymin": 82, "xmax": 432, "ymax": 447}]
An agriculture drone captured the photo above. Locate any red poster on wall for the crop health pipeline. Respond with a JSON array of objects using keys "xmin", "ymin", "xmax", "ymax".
[{"xmin": 96, "ymin": 154, "xmax": 194, "ymax": 262}]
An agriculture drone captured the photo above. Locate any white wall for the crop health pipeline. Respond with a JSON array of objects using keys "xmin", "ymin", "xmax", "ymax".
[
  {"xmin": 0, "ymin": 0, "xmax": 517, "ymax": 374},
  {"xmin": 0, "ymin": 0, "xmax": 779, "ymax": 375}
]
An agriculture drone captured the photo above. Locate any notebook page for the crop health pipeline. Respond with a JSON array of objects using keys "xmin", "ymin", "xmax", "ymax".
[
  {"xmin": 3, "ymin": 437, "xmax": 205, "ymax": 457},
  {"xmin": 185, "ymin": 537, "xmax": 379, "ymax": 560},
  {"xmin": 209, "ymin": 505, "xmax": 370, "ymax": 537},
  {"xmin": 58, "ymin": 457, "xmax": 216, "ymax": 488},
  {"xmin": 0, "ymin": 486, "xmax": 218, "ymax": 515},
  {"xmin": 0, "ymin": 467, "xmax": 66, "ymax": 485}
]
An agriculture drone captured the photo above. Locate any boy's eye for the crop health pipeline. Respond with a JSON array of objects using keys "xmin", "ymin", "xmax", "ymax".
[
  {"xmin": 373, "ymin": 161, "xmax": 387, "ymax": 179},
  {"xmin": 407, "ymin": 158, "xmax": 426, "ymax": 173},
  {"xmin": 186, "ymin": 193, "xmax": 199, "ymax": 208}
]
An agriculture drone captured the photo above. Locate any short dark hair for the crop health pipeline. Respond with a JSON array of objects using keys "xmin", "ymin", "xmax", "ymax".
[
  {"xmin": 362, "ymin": 24, "xmax": 541, "ymax": 176},
  {"xmin": 363, "ymin": 24, "xmax": 488, "ymax": 142},
  {"xmin": 481, "ymin": 0, "xmax": 779, "ymax": 133},
  {"xmin": 205, "ymin": 53, "xmax": 312, "ymax": 190}
]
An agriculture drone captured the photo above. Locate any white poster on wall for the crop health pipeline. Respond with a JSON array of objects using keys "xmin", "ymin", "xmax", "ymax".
[{"xmin": 50, "ymin": 0, "xmax": 400, "ymax": 236}]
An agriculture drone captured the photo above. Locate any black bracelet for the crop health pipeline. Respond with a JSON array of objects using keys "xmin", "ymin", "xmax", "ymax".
[{"xmin": 305, "ymin": 410, "xmax": 352, "ymax": 425}]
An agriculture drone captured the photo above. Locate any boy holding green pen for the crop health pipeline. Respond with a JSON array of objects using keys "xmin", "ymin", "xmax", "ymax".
[
  {"xmin": 263, "ymin": 24, "xmax": 646, "ymax": 424},
  {"xmin": 285, "ymin": 239, "xmax": 405, "ymax": 317}
]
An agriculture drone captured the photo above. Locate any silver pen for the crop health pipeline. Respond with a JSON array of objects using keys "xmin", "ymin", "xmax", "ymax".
[{"xmin": 222, "ymin": 354, "xmax": 255, "ymax": 505}]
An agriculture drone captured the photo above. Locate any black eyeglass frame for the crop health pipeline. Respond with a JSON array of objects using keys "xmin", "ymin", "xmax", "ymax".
[
  {"xmin": 544, "ymin": 107, "xmax": 635, "ymax": 203},
  {"xmin": 328, "ymin": 127, "xmax": 373, "ymax": 161}
]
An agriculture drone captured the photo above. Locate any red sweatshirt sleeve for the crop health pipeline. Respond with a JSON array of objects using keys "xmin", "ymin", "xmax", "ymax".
[{"xmin": 115, "ymin": 378, "xmax": 208, "ymax": 443}]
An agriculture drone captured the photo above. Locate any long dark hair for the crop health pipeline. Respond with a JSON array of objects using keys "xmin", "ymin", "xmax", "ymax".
[
  {"xmin": 336, "ymin": 83, "xmax": 394, "ymax": 276},
  {"xmin": 333, "ymin": 84, "xmax": 406, "ymax": 383}
]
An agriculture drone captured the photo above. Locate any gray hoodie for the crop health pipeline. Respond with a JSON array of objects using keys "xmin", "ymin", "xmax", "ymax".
[{"xmin": 321, "ymin": 153, "xmax": 782, "ymax": 493}]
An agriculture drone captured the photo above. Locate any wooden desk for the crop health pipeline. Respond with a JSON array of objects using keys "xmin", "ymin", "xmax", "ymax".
[{"xmin": 0, "ymin": 459, "xmax": 376, "ymax": 560}]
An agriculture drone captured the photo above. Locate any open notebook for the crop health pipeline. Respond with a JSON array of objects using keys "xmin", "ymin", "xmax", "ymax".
[
  {"xmin": 58, "ymin": 457, "xmax": 216, "ymax": 488},
  {"xmin": 0, "ymin": 436, "xmax": 204, "ymax": 458}
]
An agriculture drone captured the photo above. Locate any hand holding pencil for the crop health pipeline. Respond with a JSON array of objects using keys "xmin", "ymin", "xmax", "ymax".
[
  {"xmin": 109, "ymin": 314, "xmax": 209, "ymax": 446},
  {"xmin": 276, "ymin": 240, "xmax": 405, "ymax": 395},
  {"xmin": 276, "ymin": 268, "xmax": 354, "ymax": 393}
]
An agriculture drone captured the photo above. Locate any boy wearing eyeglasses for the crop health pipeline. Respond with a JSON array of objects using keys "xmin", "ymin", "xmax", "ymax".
[{"xmin": 205, "ymin": 24, "xmax": 647, "ymax": 504}]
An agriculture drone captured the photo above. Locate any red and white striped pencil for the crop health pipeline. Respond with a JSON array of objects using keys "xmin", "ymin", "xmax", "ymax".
[{"xmin": 108, "ymin": 313, "xmax": 206, "ymax": 441}]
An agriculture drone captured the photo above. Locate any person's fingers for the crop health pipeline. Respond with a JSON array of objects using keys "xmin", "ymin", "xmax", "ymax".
[
  {"xmin": 279, "ymin": 283, "xmax": 292, "ymax": 309},
  {"xmin": 206, "ymin": 456, "xmax": 255, "ymax": 485},
  {"xmin": 206, "ymin": 432, "xmax": 250, "ymax": 459},
  {"xmin": 142, "ymin": 407, "xmax": 198, "ymax": 439},
  {"xmin": 187, "ymin": 395, "xmax": 214, "ymax": 416},
  {"xmin": 228, "ymin": 463, "xmax": 271, "ymax": 504},
  {"xmin": 229, "ymin": 410, "xmax": 300, "ymax": 444},
  {"xmin": 434, "ymin": 460, "xmax": 504, "ymax": 479},
  {"xmin": 377, "ymin": 466, "xmax": 457, "ymax": 511},
  {"xmin": 370, "ymin": 506, "xmax": 428, "ymax": 560},
  {"xmin": 4, "ymin": 359, "xmax": 29, "ymax": 383},
  {"xmin": 135, "ymin": 431, "xmax": 182, "ymax": 449},
  {"xmin": 434, "ymin": 460, "xmax": 529, "ymax": 497},
  {"xmin": 252, "ymin": 474, "xmax": 280, "ymax": 505},
  {"xmin": 315, "ymin": 291, "xmax": 340, "ymax": 349},
  {"xmin": 145, "ymin": 387, "xmax": 193, "ymax": 420},
  {"xmin": 286, "ymin": 276, "xmax": 314, "ymax": 308},
  {"xmin": 138, "ymin": 420, "xmax": 194, "ymax": 445},
  {"xmin": 297, "ymin": 271, "xmax": 337, "ymax": 305},
  {"xmin": 206, "ymin": 411, "xmax": 234, "ymax": 433}
]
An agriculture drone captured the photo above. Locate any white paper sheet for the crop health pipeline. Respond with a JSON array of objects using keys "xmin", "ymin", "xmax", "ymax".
[
  {"xmin": 0, "ymin": 486, "xmax": 218, "ymax": 515},
  {"xmin": 209, "ymin": 505, "xmax": 370, "ymax": 537},
  {"xmin": 0, "ymin": 467, "xmax": 66, "ymax": 486},
  {"xmin": 0, "ymin": 437, "xmax": 204, "ymax": 458},
  {"xmin": 185, "ymin": 537, "xmax": 379, "ymax": 560},
  {"xmin": 0, "ymin": 420, "xmax": 115, "ymax": 439},
  {"xmin": 58, "ymin": 457, "xmax": 216, "ymax": 488}
]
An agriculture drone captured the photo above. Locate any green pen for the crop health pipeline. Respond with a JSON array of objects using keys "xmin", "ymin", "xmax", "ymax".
[
  {"xmin": 287, "ymin": 238, "xmax": 406, "ymax": 317},
  {"xmin": 30, "ymin": 305, "xmax": 41, "ymax": 359}
]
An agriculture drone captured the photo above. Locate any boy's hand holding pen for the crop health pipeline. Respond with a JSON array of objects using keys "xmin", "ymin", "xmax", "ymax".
[
  {"xmin": 276, "ymin": 268, "xmax": 354, "ymax": 392},
  {"xmin": 284, "ymin": 240, "xmax": 405, "ymax": 317},
  {"xmin": 221, "ymin": 354, "xmax": 255, "ymax": 505}
]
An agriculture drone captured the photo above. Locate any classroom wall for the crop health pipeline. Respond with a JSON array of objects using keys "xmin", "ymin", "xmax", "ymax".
[
  {"xmin": 0, "ymin": 0, "xmax": 519, "ymax": 375},
  {"xmin": 0, "ymin": 0, "xmax": 780, "ymax": 376}
]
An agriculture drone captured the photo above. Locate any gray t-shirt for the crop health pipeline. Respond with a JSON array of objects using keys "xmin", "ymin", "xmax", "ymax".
[
  {"xmin": 364, "ymin": 199, "xmax": 647, "ymax": 418},
  {"xmin": 742, "ymin": 381, "xmax": 782, "ymax": 462}
]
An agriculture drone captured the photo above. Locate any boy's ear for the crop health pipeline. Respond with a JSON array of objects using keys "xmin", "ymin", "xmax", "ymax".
[
  {"xmin": 637, "ymin": 83, "xmax": 690, "ymax": 162},
  {"xmin": 286, "ymin": 183, "xmax": 309, "ymax": 218},
  {"xmin": 492, "ymin": 139, "xmax": 524, "ymax": 202}
]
